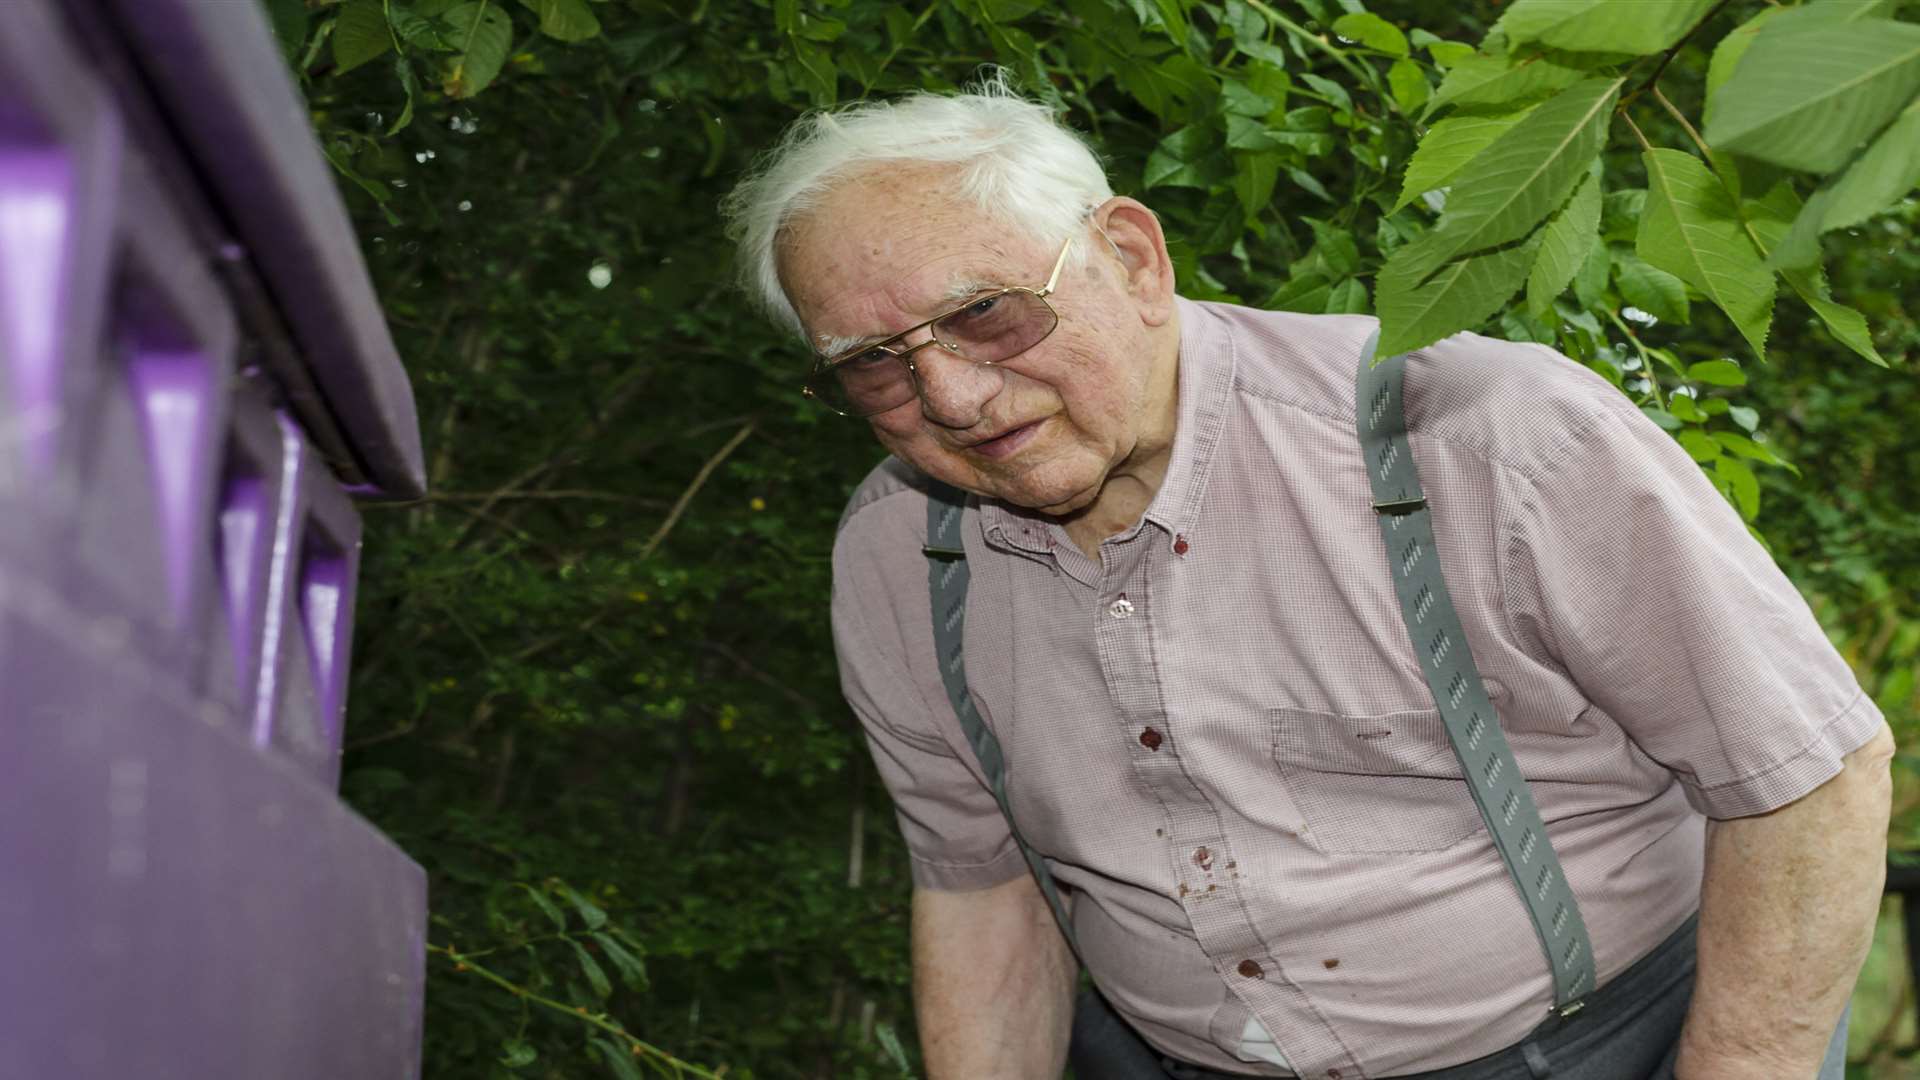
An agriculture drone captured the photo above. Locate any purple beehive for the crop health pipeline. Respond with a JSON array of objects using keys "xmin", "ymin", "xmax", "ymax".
[{"xmin": 0, "ymin": 1, "xmax": 429, "ymax": 1076}]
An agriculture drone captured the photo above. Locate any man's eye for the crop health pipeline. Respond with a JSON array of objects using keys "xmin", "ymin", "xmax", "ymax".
[
  {"xmin": 844, "ymin": 348, "xmax": 894, "ymax": 369},
  {"xmin": 960, "ymin": 295, "xmax": 1000, "ymax": 319}
]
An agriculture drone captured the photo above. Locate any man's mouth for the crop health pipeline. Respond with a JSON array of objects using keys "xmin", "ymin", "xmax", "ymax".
[{"xmin": 966, "ymin": 419, "xmax": 1044, "ymax": 460}]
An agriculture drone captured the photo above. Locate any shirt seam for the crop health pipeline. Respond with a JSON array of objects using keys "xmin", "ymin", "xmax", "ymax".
[{"xmin": 1687, "ymin": 686, "xmax": 1878, "ymax": 800}]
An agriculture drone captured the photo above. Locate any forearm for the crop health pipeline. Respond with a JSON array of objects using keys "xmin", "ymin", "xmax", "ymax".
[
  {"xmin": 1675, "ymin": 722, "xmax": 1895, "ymax": 1080},
  {"xmin": 913, "ymin": 875, "xmax": 1078, "ymax": 1080}
]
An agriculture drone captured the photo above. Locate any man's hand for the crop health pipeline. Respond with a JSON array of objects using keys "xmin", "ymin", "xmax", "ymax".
[
  {"xmin": 913, "ymin": 874, "xmax": 1078, "ymax": 1079},
  {"xmin": 1675, "ymin": 721, "xmax": 1895, "ymax": 1079}
]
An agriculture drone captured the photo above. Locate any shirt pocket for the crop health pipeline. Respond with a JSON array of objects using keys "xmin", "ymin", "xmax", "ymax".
[{"xmin": 1271, "ymin": 684, "xmax": 1507, "ymax": 855}]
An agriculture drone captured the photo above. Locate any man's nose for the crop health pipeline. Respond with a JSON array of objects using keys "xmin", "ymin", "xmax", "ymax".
[{"xmin": 900, "ymin": 332, "xmax": 1004, "ymax": 428}]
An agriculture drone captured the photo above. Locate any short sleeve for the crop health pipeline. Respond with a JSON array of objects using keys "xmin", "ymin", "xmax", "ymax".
[
  {"xmin": 1503, "ymin": 400, "xmax": 1883, "ymax": 819},
  {"xmin": 832, "ymin": 503, "xmax": 1026, "ymax": 891}
]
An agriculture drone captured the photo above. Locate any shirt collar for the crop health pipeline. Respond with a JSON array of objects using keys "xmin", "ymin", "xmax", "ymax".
[{"xmin": 976, "ymin": 295, "xmax": 1237, "ymax": 556}]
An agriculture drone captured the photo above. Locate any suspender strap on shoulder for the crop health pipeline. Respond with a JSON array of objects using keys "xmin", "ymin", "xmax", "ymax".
[
  {"xmin": 1356, "ymin": 331, "xmax": 1595, "ymax": 1014},
  {"xmin": 924, "ymin": 481, "xmax": 1083, "ymax": 959}
]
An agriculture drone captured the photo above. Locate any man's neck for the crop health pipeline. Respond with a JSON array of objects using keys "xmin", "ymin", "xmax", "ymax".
[{"xmin": 1058, "ymin": 332, "xmax": 1182, "ymax": 561}]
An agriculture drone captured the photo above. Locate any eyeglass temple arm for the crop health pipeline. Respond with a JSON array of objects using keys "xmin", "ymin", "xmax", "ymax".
[{"xmin": 1039, "ymin": 235, "xmax": 1075, "ymax": 296}]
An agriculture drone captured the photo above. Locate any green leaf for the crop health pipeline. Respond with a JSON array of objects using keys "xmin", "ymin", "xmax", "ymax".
[
  {"xmin": 1667, "ymin": 393, "xmax": 1706, "ymax": 423},
  {"xmin": 1427, "ymin": 49, "xmax": 1584, "ymax": 115},
  {"xmin": 1713, "ymin": 431, "xmax": 1796, "ymax": 472},
  {"xmin": 1332, "ymin": 12, "xmax": 1407, "ymax": 57},
  {"xmin": 1304, "ymin": 216, "xmax": 1360, "ymax": 275},
  {"xmin": 1714, "ymin": 455, "xmax": 1761, "ymax": 520},
  {"xmin": 332, "ymin": 0, "xmax": 392, "ymax": 75},
  {"xmin": 570, "ymin": 939, "xmax": 613, "ymax": 998},
  {"xmin": 1287, "ymin": 167, "xmax": 1333, "ymax": 202},
  {"xmin": 1612, "ymin": 251, "xmax": 1690, "ymax": 325},
  {"xmin": 443, "ymin": 2, "xmax": 514, "ymax": 98},
  {"xmin": 1642, "ymin": 407, "xmax": 1682, "ymax": 431},
  {"xmin": 499, "ymin": 1039, "xmax": 538, "ymax": 1068},
  {"xmin": 1419, "ymin": 77, "xmax": 1620, "ymax": 270},
  {"xmin": 1225, "ymin": 114, "xmax": 1281, "ymax": 151},
  {"xmin": 1677, "ymin": 429, "xmax": 1722, "ymax": 462},
  {"xmin": 388, "ymin": 55, "xmax": 419, "ymax": 135},
  {"xmin": 1220, "ymin": 77, "xmax": 1279, "ymax": 117},
  {"xmin": 1324, "ymin": 278, "xmax": 1369, "ymax": 314},
  {"xmin": 1232, "ymin": 151, "xmax": 1282, "ymax": 219},
  {"xmin": 1375, "ymin": 229, "xmax": 1539, "ymax": 355},
  {"xmin": 1264, "ymin": 271, "xmax": 1332, "ymax": 312},
  {"xmin": 1742, "ymin": 180, "xmax": 1888, "ymax": 366},
  {"xmin": 518, "ymin": 0, "xmax": 601, "ymax": 41},
  {"xmin": 1526, "ymin": 169, "xmax": 1601, "ymax": 317},
  {"xmin": 1145, "ymin": 126, "xmax": 1221, "ymax": 188},
  {"xmin": 590, "ymin": 1038, "xmax": 645, "ymax": 1080},
  {"xmin": 1728, "ymin": 404, "xmax": 1759, "ymax": 431},
  {"xmin": 1637, "ymin": 148, "xmax": 1774, "ymax": 360},
  {"xmin": 1299, "ymin": 73, "xmax": 1352, "ymax": 116},
  {"xmin": 1704, "ymin": 7, "xmax": 1784, "ymax": 130},
  {"xmin": 876, "ymin": 1023, "xmax": 914, "ymax": 1075},
  {"xmin": 561, "ymin": 884, "xmax": 609, "ymax": 929},
  {"xmin": 1687, "ymin": 359, "xmax": 1749, "ymax": 386},
  {"xmin": 519, "ymin": 883, "xmax": 567, "ymax": 930},
  {"xmin": 788, "ymin": 37, "xmax": 838, "ymax": 106},
  {"xmin": 1388, "ymin": 59, "xmax": 1430, "ymax": 115},
  {"xmin": 263, "ymin": 0, "xmax": 309, "ymax": 61},
  {"xmin": 1572, "ymin": 234, "xmax": 1610, "ymax": 308},
  {"xmin": 1497, "ymin": 0, "xmax": 1716, "ymax": 56},
  {"xmin": 591, "ymin": 932, "xmax": 649, "ymax": 990},
  {"xmin": 1703, "ymin": 16, "xmax": 1920, "ymax": 173},
  {"xmin": 1774, "ymin": 98, "xmax": 1920, "ymax": 270},
  {"xmin": 1427, "ymin": 40, "xmax": 1477, "ymax": 69},
  {"xmin": 1393, "ymin": 107, "xmax": 1539, "ymax": 212}
]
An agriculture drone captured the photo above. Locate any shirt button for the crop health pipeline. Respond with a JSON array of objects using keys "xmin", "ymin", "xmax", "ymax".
[
  {"xmin": 1139, "ymin": 727, "xmax": 1163, "ymax": 750},
  {"xmin": 1107, "ymin": 596, "xmax": 1134, "ymax": 619},
  {"xmin": 1237, "ymin": 959, "xmax": 1264, "ymax": 979},
  {"xmin": 1173, "ymin": 535, "xmax": 1190, "ymax": 555},
  {"xmin": 1192, "ymin": 846, "xmax": 1214, "ymax": 871}
]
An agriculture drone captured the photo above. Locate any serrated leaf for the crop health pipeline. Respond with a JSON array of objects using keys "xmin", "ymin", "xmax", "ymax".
[
  {"xmin": 1388, "ymin": 59, "xmax": 1430, "ymax": 115},
  {"xmin": 561, "ymin": 885, "xmax": 609, "ymax": 929},
  {"xmin": 1304, "ymin": 216, "xmax": 1360, "ymax": 275},
  {"xmin": 1497, "ymin": 0, "xmax": 1716, "ymax": 56},
  {"xmin": 591, "ymin": 1038, "xmax": 645, "ymax": 1080},
  {"xmin": 1678, "ymin": 429, "xmax": 1722, "ymax": 462},
  {"xmin": 1418, "ymin": 77, "xmax": 1620, "ymax": 270},
  {"xmin": 1613, "ymin": 251, "xmax": 1690, "ymax": 325},
  {"xmin": 1687, "ymin": 359, "xmax": 1748, "ymax": 386},
  {"xmin": 519, "ymin": 883, "xmax": 567, "ymax": 929},
  {"xmin": 443, "ymin": 2, "xmax": 513, "ymax": 98},
  {"xmin": 570, "ymin": 939, "xmax": 613, "ymax": 998},
  {"xmin": 499, "ymin": 1039, "xmax": 538, "ymax": 1068},
  {"xmin": 591, "ymin": 932, "xmax": 649, "ymax": 990},
  {"xmin": 1744, "ymin": 180, "xmax": 1891, "ymax": 366},
  {"xmin": 1526, "ymin": 170, "xmax": 1601, "ymax": 317},
  {"xmin": 788, "ymin": 37, "xmax": 837, "ymax": 105},
  {"xmin": 1375, "ymin": 230, "xmax": 1539, "ymax": 355},
  {"xmin": 1638, "ymin": 148, "xmax": 1773, "ymax": 360},
  {"xmin": 1221, "ymin": 78, "xmax": 1278, "ymax": 118},
  {"xmin": 332, "ymin": 0, "xmax": 393, "ymax": 74},
  {"xmin": 1427, "ymin": 49, "xmax": 1584, "ymax": 115},
  {"xmin": 1394, "ymin": 108, "xmax": 1539, "ymax": 212},
  {"xmin": 1332, "ymin": 12, "xmax": 1407, "ymax": 57},
  {"xmin": 1264, "ymin": 271, "xmax": 1332, "ymax": 312},
  {"xmin": 1714, "ymin": 455, "xmax": 1761, "ymax": 520},
  {"xmin": 1704, "ymin": 16, "xmax": 1920, "ymax": 173},
  {"xmin": 518, "ymin": 0, "xmax": 600, "ymax": 41},
  {"xmin": 1773, "ymin": 98, "xmax": 1920, "ymax": 271}
]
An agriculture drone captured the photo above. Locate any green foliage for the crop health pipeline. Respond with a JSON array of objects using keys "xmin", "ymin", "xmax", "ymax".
[{"xmin": 271, "ymin": 0, "xmax": 1920, "ymax": 1074}]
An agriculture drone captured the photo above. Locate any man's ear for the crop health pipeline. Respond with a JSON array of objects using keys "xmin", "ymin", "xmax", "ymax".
[{"xmin": 1090, "ymin": 196, "xmax": 1176, "ymax": 327}]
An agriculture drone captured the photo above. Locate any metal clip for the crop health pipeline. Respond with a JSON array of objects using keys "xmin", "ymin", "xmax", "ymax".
[
  {"xmin": 1554, "ymin": 999, "xmax": 1586, "ymax": 1020},
  {"xmin": 1371, "ymin": 497, "xmax": 1427, "ymax": 516},
  {"xmin": 922, "ymin": 545, "xmax": 966, "ymax": 560}
]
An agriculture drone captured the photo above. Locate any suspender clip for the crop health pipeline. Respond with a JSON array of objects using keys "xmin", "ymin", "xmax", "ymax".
[
  {"xmin": 1370, "ymin": 497, "xmax": 1427, "ymax": 516},
  {"xmin": 1555, "ymin": 999, "xmax": 1587, "ymax": 1020},
  {"xmin": 921, "ymin": 544, "xmax": 966, "ymax": 559}
]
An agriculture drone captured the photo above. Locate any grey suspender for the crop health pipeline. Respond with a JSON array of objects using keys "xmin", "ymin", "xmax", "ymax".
[
  {"xmin": 921, "ymin": 332, "xmax": 1594, "ymax": 1014},
  {"xmin": 1356, "ymin": 333, "xmax": 1595, "ymax": 1014}
]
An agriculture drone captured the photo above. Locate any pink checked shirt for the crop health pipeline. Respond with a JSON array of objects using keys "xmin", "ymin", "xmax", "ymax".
[{"xmin": 830, "ymin": 298, "xmax": 1882, "ymax": 1078}]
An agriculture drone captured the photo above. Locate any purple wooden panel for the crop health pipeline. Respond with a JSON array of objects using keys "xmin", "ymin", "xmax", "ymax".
[
  {"xmin": 300, "ymin": 444, "xmax": 365, "ymax": 787},
  {"xmin": 0, "ymin": 578, "xmax": 426, "ymax": 1080},
  {"xmin": 207, "ymin": 377, "xmax": 286, "ymax": 717},
  {"xmin": 103, "ymin": 0, "xmax": 425, "ymax": 499},
  {"xmin": 64, "ymin": 157, "xmax": 235, "ymax": 656},
  {"xmin": 0, "ymin": 1, "xmax": 121, "ymax": 477}
]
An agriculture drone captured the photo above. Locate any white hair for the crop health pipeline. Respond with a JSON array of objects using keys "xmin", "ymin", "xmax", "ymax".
[{"xmin": 720, "ymin": 71, "xmax": 1114, "ymax": 338}]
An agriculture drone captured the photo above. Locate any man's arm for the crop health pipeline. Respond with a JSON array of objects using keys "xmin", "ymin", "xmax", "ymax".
[
  {"xmin": 913, "ymin": 874, "xmax": 1077, "ymax": 1079},
  {"xmin": 1675, "ymin": 721, "xmax": 1895, "ymax": 1079}
]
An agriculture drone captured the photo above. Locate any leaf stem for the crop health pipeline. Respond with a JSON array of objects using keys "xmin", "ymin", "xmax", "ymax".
[
  {"xmin": 1622, "ymin": 0, "xmax": 1735, "ymax": 106},
  {"xmin": 1243, "ymin": 0, "xmax": 1371, "ymax": 84},
  {"xmin": 428, "ymin": 943, "xmax": 724, "ymax": 1078}
]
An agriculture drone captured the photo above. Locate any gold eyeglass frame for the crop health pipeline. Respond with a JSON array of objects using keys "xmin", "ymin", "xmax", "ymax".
[{"xmin": 802, "ymin": 236, "xmax": 1077, "ymax": 417}]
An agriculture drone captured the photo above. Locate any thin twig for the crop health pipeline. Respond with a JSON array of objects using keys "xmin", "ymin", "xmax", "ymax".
[
  {"xmin": 637, "ymin": 420, "xmax": 757, "ymax": 563},
  {"xmin": 1623, "ymin": 0, "xmax": 1735, "ymax": 107}
]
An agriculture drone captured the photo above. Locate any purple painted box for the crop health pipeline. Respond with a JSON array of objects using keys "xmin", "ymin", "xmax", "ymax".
[{"xmin": 0, "ymin": 1, "xmax": 427, "ymax": 1075}]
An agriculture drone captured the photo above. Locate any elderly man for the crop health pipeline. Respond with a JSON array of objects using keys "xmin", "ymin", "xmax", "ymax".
[{"xmin": 722, "ymin": 80, "xmax": 1892, "ymax": 1080}]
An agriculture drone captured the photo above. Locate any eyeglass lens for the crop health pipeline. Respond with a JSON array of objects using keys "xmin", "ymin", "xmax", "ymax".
[{"xmin": 820, "ymin": 290, "xmax": 1058, "ymax": 416}]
